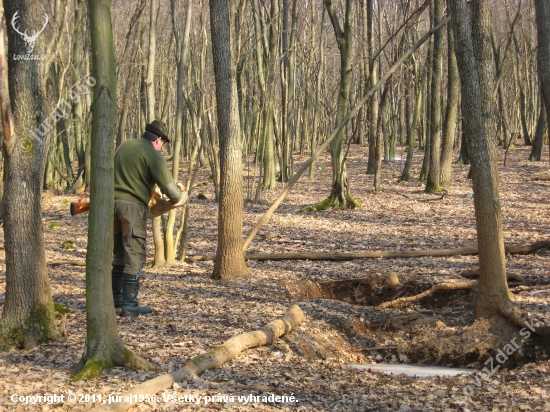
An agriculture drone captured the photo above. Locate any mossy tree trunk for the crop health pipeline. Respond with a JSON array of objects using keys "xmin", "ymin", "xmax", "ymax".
[
  {"xmin": 0, "ymin": 0, "xmax": 60, "ymax": 351},
  {"xmin": 210, "ymin": 0, "xmax": 249, "ymax": 280},
  {"xmin": 73, "ymin": 0, "xmax": 158, "ymax": 379},
  {"xmin": 323, "ymin": 0, "xmax": 359, "ymax": 209}
]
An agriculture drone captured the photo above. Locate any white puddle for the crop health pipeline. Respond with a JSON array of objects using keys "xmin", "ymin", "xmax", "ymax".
[{"xmin": 350, "ymin": 363, "xmax": 475, "ymax": 378}]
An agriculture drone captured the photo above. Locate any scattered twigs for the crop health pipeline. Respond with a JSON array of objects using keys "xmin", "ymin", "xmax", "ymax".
[
  {"xmin": 89, "ymin": 305, "xmax": 304, "ymax": 412},
  {"xmin": 379, "ymin": 281, "xmax": 478, "ymax": 309}
]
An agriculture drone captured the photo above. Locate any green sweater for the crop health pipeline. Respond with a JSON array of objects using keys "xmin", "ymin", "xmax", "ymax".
[{"xmin": 114, "ymin": 138, "xmax": 182, "ymax": 206}]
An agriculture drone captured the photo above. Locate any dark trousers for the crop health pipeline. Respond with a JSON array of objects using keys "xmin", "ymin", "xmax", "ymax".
[{"xmin": 113, "ymin": 200, "xmax": 148, "ymax": 276}]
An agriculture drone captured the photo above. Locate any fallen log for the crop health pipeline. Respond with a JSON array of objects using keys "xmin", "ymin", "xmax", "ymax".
[
  {"xmin": 48, "ymin": 241, "xmax": 550, "ymax": 266},
  {"xmin": 89, "ymin": 305, "xmax": 304, "ymax": 412},
  {"xmin": 49, "ymin": 260, "xmax": 86, "ymax": 266},
  {"xmin": 186, "ymin": 240, "xmax": 550, "ymax": 262}
]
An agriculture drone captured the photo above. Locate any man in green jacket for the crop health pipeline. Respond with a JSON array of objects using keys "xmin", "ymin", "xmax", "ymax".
[{"xmin": 112, "ymin": 120, "xmax": 187, "ymax": 316}]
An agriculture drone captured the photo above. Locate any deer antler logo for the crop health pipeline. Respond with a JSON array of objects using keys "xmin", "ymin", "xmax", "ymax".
[{"xmin": 11, "ymin": 11, "xmax": 49, "ymax": 55}]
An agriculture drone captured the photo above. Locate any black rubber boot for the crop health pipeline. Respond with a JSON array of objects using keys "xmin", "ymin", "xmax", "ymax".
[
  {"xmin": 121, "ymin": 273, "xmax": 151, "ymax": 317},
  {"xmin": 112, "ymin": 265, "xmax": 124, "ymax": 308}
]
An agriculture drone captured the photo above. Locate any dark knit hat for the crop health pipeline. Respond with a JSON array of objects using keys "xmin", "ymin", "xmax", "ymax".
[{"xmin": 145, "ymin": 120, "xmax": 170, "ymax": 142}]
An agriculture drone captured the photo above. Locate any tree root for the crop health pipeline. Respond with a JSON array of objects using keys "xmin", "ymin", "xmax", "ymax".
[
  {"xmin": 499, "ymin": 301, "xmax": 550, "ymax": 337},
  {"xmin": 89, "ymin": 305, "xmax": 304, "ymax": 412},
  {"xmin": 461, "ymin": 268, "xmax": 525, "ymax": 284},
  {"xmin": 379, "ymin": 281, "xmax": 479, "ymax": 308},
  {"xmin": 72, "ymin": 341, "xmax": 160, "ymax": 381}
]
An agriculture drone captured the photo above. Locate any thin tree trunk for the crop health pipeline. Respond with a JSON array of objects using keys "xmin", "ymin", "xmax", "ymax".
[
  {"xmin": 324, "ymin": 0, "xmax": 358, "ymax": 209},
  {"xmin": 165, "ymin": 0, "xmax": 193, "ymax": 265},
  {"xmin": 401, "ymin": 61, "xmax": 424, "ymax": 181},
  {"xmin": 535, "ymin": 1, "xmax": 550, "ymax": 167},
  {"xmin": 73, "ymin": 0, "xmax": 158, "ymax": 379},
  {"xmin": 440, "ymin": 22, "xmax": 460, "ymax": 187},
  {"xmin": 145, "ymin": 0, "xmax": 165, "ymax": 267},
  {"xmin": 529, "ymin": 100, "xmax": 547, "ymax": 161},
  {"xmin": 309, "ymin": 6, "xmax": 325, "ymax": 181},
  {"xmin": 366, "ymin": 0, "xmax": 378, "ymax": 175}
]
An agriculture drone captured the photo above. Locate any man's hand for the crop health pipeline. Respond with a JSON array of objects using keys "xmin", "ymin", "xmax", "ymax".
[{"xmin": 171, "ymin": 190, "xmax": 188, "ymax": 207}]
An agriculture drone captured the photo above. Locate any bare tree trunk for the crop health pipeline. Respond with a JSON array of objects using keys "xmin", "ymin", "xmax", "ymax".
[
  {"xmin": 309, "ymin": 6, "xmax": 325, "ymax": 181},
  {"xmin": 144, "ymin": 0, "xmax": 165, "ymax": 267},
  {"xmin": 450, "ymin": 0, "xmax": 512, "ymax": 319},
  {"xmin": 72, "ymin": 0, "xmax": 158, "ymax": 379},
  {"xmin": 366, "ymin": 0, "xmax": 378, "ymax": 175},
  {"xmin": 401, "ymin": 57, "xmax": 423, "ymax": 181},
  {"xmin": 116, "ymin": 0, "xmax": 146, "ymax": 146},
  {"xmin": 323, "ymin": 0, "xmax": 359, "ymax": 209},
  {"xmin": 261, "ymin": 0, "xmax": 279, "ymax": 190},
  {"xmin": 535, "ymin": 1, "xmax": 550, "ymax": 167},
  {"xmin": 165, "ymin": 0, "xmax": 193, "ymax": 265},
  {"xmin": 72, "ymin": 0, "xmax": 89, "ymax": 189},
  {"xmin": 210, "ymin": 0, "xmax": 249, "ymax": 280},
  {"xmin": 529, "ymin": 99, "xmax": 547, "ymax": 161},
  {"xmin": 0, "ymin": 0, "xmax": 60, "ymax": 351},
  {"xmin": 440, "ymin": 22, "xmax": 460, "ymax": 187},
  {"xmin": 280, "ymin": 0, "xmax": 298, "ymax": 182}
]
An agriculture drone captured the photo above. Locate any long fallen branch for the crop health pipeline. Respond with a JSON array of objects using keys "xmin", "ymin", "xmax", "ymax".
[
  {"xmin": 90, "ymin": 305, "xmax": 304, "ymax": 412},
  {"xmin": 185, "ymin": 240, "xmax": 550, "ymax": 262},
  {"xmin": 49, "ymin": 240, "xmax": 550, "ymax": 266}
]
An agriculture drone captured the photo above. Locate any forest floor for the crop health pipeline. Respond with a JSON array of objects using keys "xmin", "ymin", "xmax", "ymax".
[{"xmin": 1, "ymin": 143, "xmax": 550, "ymax": 411}]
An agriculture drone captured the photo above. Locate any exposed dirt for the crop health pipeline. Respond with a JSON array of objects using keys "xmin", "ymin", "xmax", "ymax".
[{"xmin": 1, "ymin": 144, "xmax": 550, "ymax": 411}]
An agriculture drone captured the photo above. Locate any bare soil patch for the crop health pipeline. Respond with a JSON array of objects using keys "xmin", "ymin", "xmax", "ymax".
[{"xmin": 1, "ymin": 144, "xmax": 550, "ymax": 411}]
